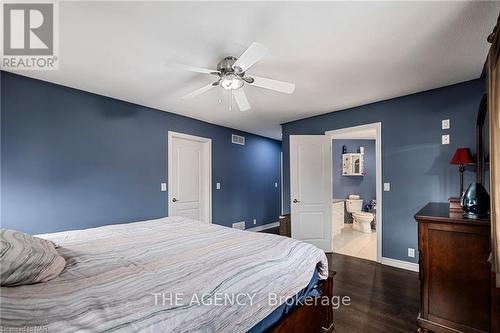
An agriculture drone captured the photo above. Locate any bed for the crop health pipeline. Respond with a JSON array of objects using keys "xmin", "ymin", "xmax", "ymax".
[{"xmin": 0, "ymin": 216, "xmax": 333, "ymax": 332}]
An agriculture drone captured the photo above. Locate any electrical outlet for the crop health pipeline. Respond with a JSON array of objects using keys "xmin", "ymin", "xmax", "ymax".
[
  {"xmin": 408, "ymin": 248, "xmax": 415, "ymax": 258},
  {"xmin": 232, "ymin": 221, "xmax": 245, "ymax": 230},
  {"xmin": 442, "ymin": 134, "xmax": 450, "ymax": 145},
  {"xmin": 161, "ymin": 183, "xmax": 167, "ymax": 192},
  {"xmin": 442, "ymin": 119, "xmax": 450, "ymax": 130},
  {"xmin": 384, "ymin": 183, "xmax": 390, "ymax": 192},
  {"xmin": 253, "ymin": 219, "xmax": 257, "ymax": 225},
  {"xmin": 216, "ymin": 182, "xmax": 221, "ymax": 190}
]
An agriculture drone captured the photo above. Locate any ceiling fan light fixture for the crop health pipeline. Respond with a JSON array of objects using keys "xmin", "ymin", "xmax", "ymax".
[{"xmin": 220, "ymin": 74, "xmax": 244, "ymax": 90}]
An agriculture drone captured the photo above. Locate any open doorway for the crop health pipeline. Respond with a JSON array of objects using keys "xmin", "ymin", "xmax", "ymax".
[{"xmin": 326, "ymin": 123, "xmax": 382, "ymax": 262}]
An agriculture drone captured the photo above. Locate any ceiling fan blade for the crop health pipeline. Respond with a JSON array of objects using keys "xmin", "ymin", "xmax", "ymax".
[
  {"xmin": 233, "ymin": 42, "xmax": 268, "ymax": 72},
  {"xmin": 181, "ymin": 82, "xmax": 217, "ymax": 99},
  {"xmin": 176, "ymin": 64, "xmax": 219, "ymax": 75},
  {"xmin": 232, "ymin": 89, "xmax": 251, "ymax": 111},
  {"xmin": 249, "ymin": 75, "xmax": 295, "ymax": 94}
]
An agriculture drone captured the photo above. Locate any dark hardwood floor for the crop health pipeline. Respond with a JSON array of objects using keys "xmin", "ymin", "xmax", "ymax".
[
  {"xmin": 327, "ymin": 253, "xmax": 419, "ymax": 333},
  {"xmin": 261, "ymin": 227, "xmax": 280, "ymax": 235},
  {"xmin": 259, "ymin": 226, "xmax": 419, "ymax": 332}
]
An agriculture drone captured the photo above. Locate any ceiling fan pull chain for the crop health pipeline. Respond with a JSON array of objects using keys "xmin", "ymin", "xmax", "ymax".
[
  {"xmin": 218, "ymin": 85, "xmax": 222, "ymax": 104},
  {"xmin": 228, "ymin": 90, "xmax": 232, "ymax": 111}
]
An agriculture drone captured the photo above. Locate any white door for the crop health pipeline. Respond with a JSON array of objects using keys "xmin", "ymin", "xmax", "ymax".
[
  {"xmin": 168, "ymin": 132, "xmax": 211, "ymax": 223},
  {"xmin": 290, "ymin": 135, "xmax": 333, "ymax": 252}
]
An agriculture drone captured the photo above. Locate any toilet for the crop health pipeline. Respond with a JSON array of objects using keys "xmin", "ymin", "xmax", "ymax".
[{"xmin": 345, "ymin": 195, "xmax": 373, "ymax": 233}]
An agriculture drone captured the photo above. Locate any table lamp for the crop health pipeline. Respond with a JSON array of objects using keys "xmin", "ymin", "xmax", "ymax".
[{"xmin": 449, "ymin": 147, "xmax": 474, "ymax": 196}]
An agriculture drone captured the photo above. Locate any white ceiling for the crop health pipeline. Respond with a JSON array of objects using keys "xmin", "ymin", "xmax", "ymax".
[{"xmin": 9, "ymin": 1, "xmax": 499, "ymax": 140}]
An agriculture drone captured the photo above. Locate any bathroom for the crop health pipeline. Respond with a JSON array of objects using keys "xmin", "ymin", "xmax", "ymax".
[{"xmin": 332, "ymin": 139, "xmax": 377, "ymax": 261}]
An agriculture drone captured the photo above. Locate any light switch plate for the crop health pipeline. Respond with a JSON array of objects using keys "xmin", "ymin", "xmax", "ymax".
[
  {"xmin": 161, "ymin": 183, "xmax": 167, "ymax": 192},
  {"xmin": 216, "ymin": 182, "xmax": 221, "ymax": 190},
  {"xmin": 274, "ymin": 182, "xmax": 278, "ymax": 188},
  {"xmin": 384, "ymin": 183, "xmax": 390, "ymax": 192},
  {"xmin": 408, "ymin": 248, "xmax": 415, "ymax": 258},
  {"xmin": 442, "ymin": 119, "xmax": 450, "ymax": 130},
  {"xmin": 253, "ymin": 219, "xmax": 257, "ymax": 225},
  {"xmin": 442, "ymin": 134, "xmax": 450, "ymax": 145}
]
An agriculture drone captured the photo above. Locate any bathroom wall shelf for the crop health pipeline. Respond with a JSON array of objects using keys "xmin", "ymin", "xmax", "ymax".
[{"xmin": 342, "ymin": 153, "xmax": 365, "ymax": 176}]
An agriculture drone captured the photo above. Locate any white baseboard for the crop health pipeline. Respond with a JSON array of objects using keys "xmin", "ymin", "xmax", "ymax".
[
  {"xmin": 246, "ymin": 222, "xmax": 279, "ymax": 232},
  {"xmin": 381, "ymin": 257, "xmax": 419, "ymax": 272}
]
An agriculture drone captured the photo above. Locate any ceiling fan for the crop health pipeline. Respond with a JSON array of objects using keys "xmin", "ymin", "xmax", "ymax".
[{"xmin": 179, "ymin": 42, "xmax": 295, "ymax": 111}]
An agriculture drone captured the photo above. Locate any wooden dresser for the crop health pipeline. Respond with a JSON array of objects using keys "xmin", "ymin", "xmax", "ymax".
[{"xmin": 415, "ymin": 202, "xmax": 495, "ymax": 333}]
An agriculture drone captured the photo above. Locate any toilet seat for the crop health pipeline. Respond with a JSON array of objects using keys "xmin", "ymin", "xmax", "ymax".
[{"xmin": 353, "ymin": 212, "xmax": 373, "ymax": 218}]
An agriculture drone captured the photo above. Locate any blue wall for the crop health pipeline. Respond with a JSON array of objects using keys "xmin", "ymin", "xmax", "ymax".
[
  {"xmin": 333, "ymin": 139, "xmax": 376, "ymax": 208},
  {"xmin": 282, "ymin": 79, "xmax": 486, "ymax": 263},
  {"xmin": 1, "ymin": 72, "xmax": 281, "ymax": 234}
]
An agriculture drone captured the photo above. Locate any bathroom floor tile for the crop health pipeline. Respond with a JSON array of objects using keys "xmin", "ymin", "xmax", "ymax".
[{"xmin": 333, "ymin": 224, "xmax": 377, "ymax": 261}]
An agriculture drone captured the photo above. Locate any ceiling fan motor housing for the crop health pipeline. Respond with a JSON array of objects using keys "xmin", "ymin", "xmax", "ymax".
[{"xmin": 217, "ymin": 56, "xmax": 244, "ymax": 76}]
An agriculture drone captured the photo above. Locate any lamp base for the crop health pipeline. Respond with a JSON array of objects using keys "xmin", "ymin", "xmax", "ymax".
[{"xmin": 448, "ymin": 197, "xmax": 462, "ymax": 212}]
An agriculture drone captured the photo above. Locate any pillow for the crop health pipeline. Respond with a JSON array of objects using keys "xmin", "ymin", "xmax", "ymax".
[{"xmin": 0, "ymin": 229, "xmax": 66, "ymax": 286}]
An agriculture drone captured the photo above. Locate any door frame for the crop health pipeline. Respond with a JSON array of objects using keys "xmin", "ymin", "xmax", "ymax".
[
  {"xmin": 167, "ymin": 131, "xmax": 212, "ymax": 223},
  {"xmin": 325, "ymin": 122, "xmax": 382, "ymax": 263}
]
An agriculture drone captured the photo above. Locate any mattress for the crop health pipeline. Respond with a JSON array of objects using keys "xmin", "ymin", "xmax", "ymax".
[{"xmin": 0, "ymin": 217, "xmax": 328, "ymax": 332}]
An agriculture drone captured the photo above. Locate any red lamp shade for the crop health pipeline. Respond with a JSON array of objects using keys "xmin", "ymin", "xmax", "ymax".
[{"xmin": 449, "ymin": 148, "xmax": 474, "ymax": 165}]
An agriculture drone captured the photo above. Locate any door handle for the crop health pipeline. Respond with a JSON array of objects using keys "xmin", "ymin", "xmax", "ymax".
[
  {"xmin": 293, "ymin": 199, "xmax": 300, "ymax": 203},
  {"xmin": 172, "ymin": 198, "xmax": 178, "ymax": 202}
]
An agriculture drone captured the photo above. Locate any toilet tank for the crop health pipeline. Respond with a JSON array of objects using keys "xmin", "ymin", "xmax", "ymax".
[{"xmin": 345, "ymin": 199, "xmax": 363, "ymax": 212}]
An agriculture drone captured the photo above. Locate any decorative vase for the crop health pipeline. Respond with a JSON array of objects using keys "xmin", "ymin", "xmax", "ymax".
[{"xmin": 460, "ymin": 183, "xmax": 490, "ymax": 219}]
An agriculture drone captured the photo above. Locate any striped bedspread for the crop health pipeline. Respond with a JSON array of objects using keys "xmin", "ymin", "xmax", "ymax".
[{"xmin": 0, "ymin": 217, "xmax": 328, "ymax": 332}]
